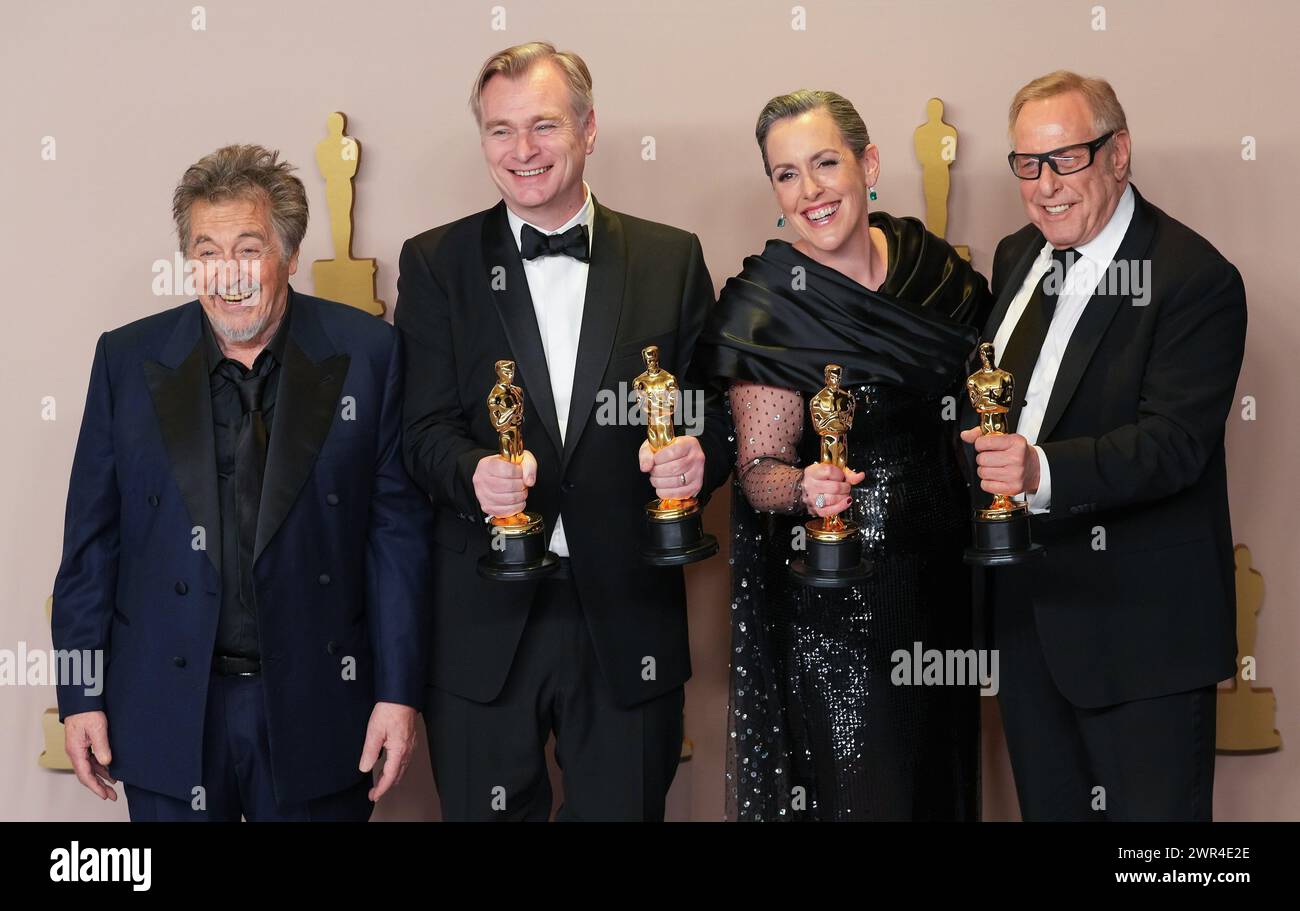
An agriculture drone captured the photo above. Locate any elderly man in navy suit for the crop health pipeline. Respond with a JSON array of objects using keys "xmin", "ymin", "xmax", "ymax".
[{"xmin": 52, "ymin": 145, "xmax": 433, "ymax": 821}]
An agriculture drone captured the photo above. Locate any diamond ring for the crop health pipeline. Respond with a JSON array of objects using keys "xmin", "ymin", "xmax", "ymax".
[
  {"xmin": 679, "ymin": 473, "xmax": 687, "ymax": 486},
  {"xmin": 815, "ymin": 493, "xmax": 826, "ymax": 508}
]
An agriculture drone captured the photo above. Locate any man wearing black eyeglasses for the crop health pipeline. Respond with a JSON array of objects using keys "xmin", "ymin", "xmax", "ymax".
[{"xmin": 960, "ymin": 70, "xmax": 1246, "ymax": 821}]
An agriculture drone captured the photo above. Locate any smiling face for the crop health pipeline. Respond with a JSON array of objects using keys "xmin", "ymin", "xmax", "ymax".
[
  {"xmin": 187, "ymin": 194, "xmax": 296, "ymax": 345},
  {"xmin": 1012, "ymin": 90, "xmax": 1131, "ymax": 248},
  {"xmin": 479, "ymin": 60, "xmax": 596, "ymax": 230},
  {"xmin": 765, "ymin": 108, "xmax": 878, "ymax": 256}
]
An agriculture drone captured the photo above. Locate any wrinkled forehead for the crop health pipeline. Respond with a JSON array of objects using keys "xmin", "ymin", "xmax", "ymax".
[
  {"xmin": 480, "ymin": 61, "xmax": 579, "ymax": 126},
  {"xmin": 1012, "ymin": 93, "xmax": 1098, "ymax": 152},
  {"xmin": 188, "ymin": 194, "xmax": 273, "ymax": 242}
]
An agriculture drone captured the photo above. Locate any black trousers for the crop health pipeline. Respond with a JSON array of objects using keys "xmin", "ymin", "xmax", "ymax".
[
  {"xmin": 991, "ymin": 567, "xmax": 1216, "ymax": 822},
  {"xmin": 426, "ymin": 571, "xmax": 684, "ymax": 821},
  {"xmin": 124, "ymin": 673, "xmax": 373, "ymax": 822}
]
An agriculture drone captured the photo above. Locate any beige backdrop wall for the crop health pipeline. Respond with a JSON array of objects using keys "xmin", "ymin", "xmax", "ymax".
[{"xmin": 2, "ymin": 0, "xmax": 1295, "ymax": 821}]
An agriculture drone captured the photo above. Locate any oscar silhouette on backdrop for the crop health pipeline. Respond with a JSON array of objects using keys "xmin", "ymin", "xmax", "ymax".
[
  {"xmin": 312, "ymin": 112, "xmax": 384, "ymax": 315},
  {"xmin": 913, "ymin": 97, "xmax": 969, "ymax": 261},
  {"xmin": 1216, "ymin": 545, "xmax": 1281, "ymax": 753}
]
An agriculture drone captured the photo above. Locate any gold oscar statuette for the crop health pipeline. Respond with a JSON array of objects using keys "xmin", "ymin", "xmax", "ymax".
[
  {"xmin": 789, "ymin": 364, "xmax": 871, "ymax": 587},
  {"xmin": 476, "ymin": 359, "xmax": 559, "ymax": 580},
  {"xmin": 963, "ymin": 342, "xmax": 1045, "ymax": 565},
  {"xmin": 634, "ymin": 345, "xmax": 717, "ymax": 565}
]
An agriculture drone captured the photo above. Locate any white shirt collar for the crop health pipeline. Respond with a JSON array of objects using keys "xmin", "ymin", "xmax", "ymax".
[
  {"xmin": 1066, "ymin": 182, "xmax": 1134, "ymax": 267},
  {"xmin": 505, "ymin": 182, "xmax": 595, "ymax": 254}
]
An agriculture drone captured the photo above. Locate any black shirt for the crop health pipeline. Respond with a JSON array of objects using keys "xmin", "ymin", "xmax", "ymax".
[{"xmin": 201, "ymin": 305, "xmax": 292, "ymax": 660}]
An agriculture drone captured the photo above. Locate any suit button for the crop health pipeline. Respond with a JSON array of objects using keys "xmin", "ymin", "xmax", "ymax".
[
  {"xmin": 326, "ymin": 641, "xmax": 339, "ymax": 655},
  {"xmin": 319, "ymin": 574, "xmax": 331, "ymax": 585},
  {"xmin": 148, "ymin": 494, "xmax": 159, "ymax": 507},
  {"xmin": 175, "ymin": 581, "xmax": 188, "ymax": 595},
  {"xmin": 173, "ymin": 656, "xmax": 186, "ymax": 668},
  {"xmin": 326, "ymin": 493, "xmax": 339, "ymax": 506},
  {"xmin": 562, "ymin": 482, "xmax": 575, "ymax": 492}
]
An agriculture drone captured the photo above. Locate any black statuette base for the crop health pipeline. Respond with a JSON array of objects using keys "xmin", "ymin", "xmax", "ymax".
[
  {"xmin": 643, "ymin": 510, "xmax": 718, "ymax": 566},
  {"xmin": 790, "ymin": 535, "xmax": 873, "ymax": 589},
  {"xmin": 477, "ymin": 523, "xmax": 560, "ymax": 581},
  {"xmin": 963, "ymin": 512, "xmax": 1046, "ymax": 566}
]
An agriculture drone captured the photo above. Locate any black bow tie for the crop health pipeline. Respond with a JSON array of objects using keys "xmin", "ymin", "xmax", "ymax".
[{"xmin": 520, "ymin": 222, "xmax": 590, "ymax": 263}]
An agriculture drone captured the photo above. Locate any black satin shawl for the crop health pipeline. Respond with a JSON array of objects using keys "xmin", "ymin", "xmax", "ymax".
[{"xmin": 696, "ymin": 212, "xmax": 988, "ymax": 396}]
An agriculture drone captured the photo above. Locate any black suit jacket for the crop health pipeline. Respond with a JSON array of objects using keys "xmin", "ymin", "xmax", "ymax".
[
  {"xmin": 970, "ymin": 186, "xmax": 1247, "ymax": 707},
  {"xmin": 395, "ymin": 199, "xmax": 732, "ymax": 707}
]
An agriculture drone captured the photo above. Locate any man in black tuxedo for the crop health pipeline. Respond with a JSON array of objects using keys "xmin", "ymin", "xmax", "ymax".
[
  {"xmin": 395, "ymin": 42, "xmax": 731, "ymax": 821},
  {"xmin": 961, "ymin": 71, "xmax": 1246, "ymax": 821},
  {"xmin": 54, "ymin": 145, "xmax": 433, "ymax": 820}
]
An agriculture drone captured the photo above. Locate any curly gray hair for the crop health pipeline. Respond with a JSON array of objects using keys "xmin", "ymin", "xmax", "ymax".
[{"xmin": 172, "ymin": 144, "xmax": 308, "ymax": 261}]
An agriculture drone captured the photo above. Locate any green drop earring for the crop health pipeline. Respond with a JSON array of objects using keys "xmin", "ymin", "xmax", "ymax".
[
  {"xmin": 869, "ymin": 185, "xmax": 878, "ymax": 202},
  {"xmin": 777, "ymin": 214, "xmax": 786, "ymax": 228}
]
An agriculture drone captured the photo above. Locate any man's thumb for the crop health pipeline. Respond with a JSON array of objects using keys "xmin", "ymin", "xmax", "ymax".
[{"xmin": 91, "ymin": 730, "xmax": 111, "ymax": 766}]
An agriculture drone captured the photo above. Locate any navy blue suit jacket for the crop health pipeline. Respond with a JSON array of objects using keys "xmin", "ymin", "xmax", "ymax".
[{"xmin": 52, "ymin": 290, "xmax": 433, "ymax": 803}]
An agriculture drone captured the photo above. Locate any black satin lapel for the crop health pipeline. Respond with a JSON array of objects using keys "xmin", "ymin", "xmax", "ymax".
[
  {"xmin": 1036, "ymin": 191, "xmax": 1158, "ymax": 442},
  {"xmin": 983, "ymin": 236, "xmax": 1043, "ymax": 340},
  {"xmin": 481, "ymin": 203, "xmax": 564, "ymax": 459},
  {"xmin": 253, "ymin": 340, "xmax": 349, "ymax": 562},
  {"xmin": 1033, "ymin": 294, "xmax": 1122, "ymax": 444},
  {"xmin": 562, "ymin": 204, "xmax": 626, "ymax": 469},
  {"xmin": 143, "ymin": 344, "xmax": 220, "ymax": 575}
]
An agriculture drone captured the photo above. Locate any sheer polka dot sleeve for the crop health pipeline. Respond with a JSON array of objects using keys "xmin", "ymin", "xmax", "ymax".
[{"xmin": 728, "ymin": 380, "xmax": 806, "ymax": 514}]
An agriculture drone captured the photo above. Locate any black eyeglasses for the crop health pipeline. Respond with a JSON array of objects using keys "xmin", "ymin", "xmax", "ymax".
[{"xmin": 1008, "ymin": 131, "xmax": 1115, "ymax": 180}]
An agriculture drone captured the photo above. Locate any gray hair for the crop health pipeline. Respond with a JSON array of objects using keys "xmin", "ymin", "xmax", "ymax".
[
  {"xmin": 1009, "ymin": 70, "xmax": 1131, "ymax": 179},
  {"xmin": 469, "ymin": 41, "xmax": 594, "ymax": 125},
  {"xmin": 172, "ymin": 144, "xmax": 308, "ymax": 261},
  {"xmin": 755, "ymin": 89, "xmax": 870, "ymax": 177}
]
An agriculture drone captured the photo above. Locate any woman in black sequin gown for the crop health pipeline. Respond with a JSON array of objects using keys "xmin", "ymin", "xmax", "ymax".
[{"xmin": 695, "ymin": 91, "xmax": 992, "ymax": 820}]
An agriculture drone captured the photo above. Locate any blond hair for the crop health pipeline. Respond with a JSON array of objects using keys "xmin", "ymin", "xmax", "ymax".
[
  {"xmin": 469, "ymin": 41, "xmax": 593, "ymax": 125},
  {"xmin": 1009, "ymin": 70, "xmax": 1130, "ymax": 177}
]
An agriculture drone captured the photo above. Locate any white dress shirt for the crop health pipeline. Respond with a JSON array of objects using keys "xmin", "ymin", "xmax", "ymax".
[
  {"xmin": 991, "ymin": 183, "xmax": 1134, "ymax": 513},
  {"xmin": 504, "ymin": 183, "xmax": 595, "ymax": 557}
]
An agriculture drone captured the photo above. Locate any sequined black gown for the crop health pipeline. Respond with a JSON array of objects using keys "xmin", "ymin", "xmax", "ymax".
[{"xmin": 695, "ymin": 213, "xmax": 992, "ymax": 820}]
